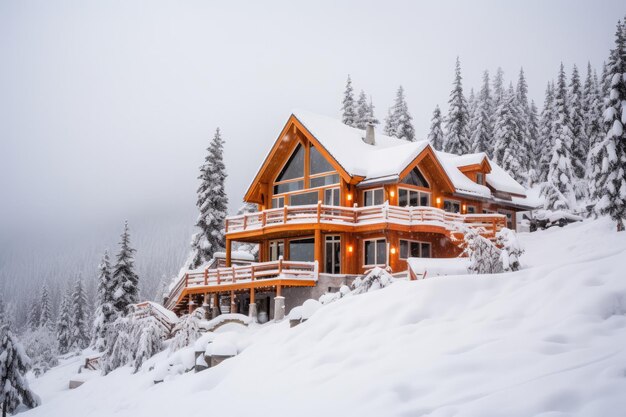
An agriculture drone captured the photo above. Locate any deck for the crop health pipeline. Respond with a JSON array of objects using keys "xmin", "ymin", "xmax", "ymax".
[
  {"xmin": 225, "ymin": 203, "xmax": 506, "ymax": 240},
  {"xmin": 164, "ymin": 259, "xmax": 318, "ymax": 312}
]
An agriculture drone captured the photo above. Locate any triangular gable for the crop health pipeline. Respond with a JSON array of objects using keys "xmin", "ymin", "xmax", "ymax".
[
  {"xmin": 243, "ymin": 114, "xmax": 357, "ymax": 204},
  {"xmin": 397, "ymin": 145, "xmax": 456, "ymax": 194}
]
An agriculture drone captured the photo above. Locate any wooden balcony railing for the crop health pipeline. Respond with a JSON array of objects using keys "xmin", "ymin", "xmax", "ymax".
[
  {"xmin": 164, "ymin": 259, "xmax": 318, "ymax": 311},
  {"xmin": 225, "ymin": 203, "xmax": 506, "ymax": 237}
]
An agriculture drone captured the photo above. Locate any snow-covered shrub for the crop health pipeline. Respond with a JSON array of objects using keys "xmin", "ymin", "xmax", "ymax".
[
  {"xmin": 102, "ymin": 316, "xmax": 137, "ymax": 375},
  {"xmin": 463, "ymin": 229, "xmax": 503, "ymax": 274},
  {"xmin": 169, "ymin": 309, "xmax": 203, "ymax": 353},
  {"xmin": 319, "ymin": 285, "xmax": 350, "ymax": 305},
  {"xmin": 133, "ymin": 317, "xmax": 164, "ymax": 373},
  {"xmin": 496, "ymin": 228, "xmax": 524, "ymax": 271},
  {"xmin": 20, "ymin": 327, "xmax": 59, "ymax": 377},
  {"xmin": 0, "ymin": 325, "xmax": 40, "ymax": 415},
  {"xmin": 352, "ymin": 267, "xmax": 395, "ymax": 294}
]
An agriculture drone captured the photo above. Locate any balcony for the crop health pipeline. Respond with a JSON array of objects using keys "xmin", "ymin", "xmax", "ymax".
[{"xmin": 225, "ymin": 203, "xmax": 506, "ymax": 239}]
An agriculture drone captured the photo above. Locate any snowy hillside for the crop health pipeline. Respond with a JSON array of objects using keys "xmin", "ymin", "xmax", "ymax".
[{"xmin": 23, "ymin": 218, "xmax": 626, "ymax": 417}]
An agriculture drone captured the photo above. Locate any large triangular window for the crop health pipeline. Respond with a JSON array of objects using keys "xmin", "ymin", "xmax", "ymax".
[
  {"xmin": 401, "ymin": 166, "xmax": 429, "ymax": 188},
  {"xmin": 309, "ymin": 145, "xmax": 334, "ymax": 174},
  {"xmin": 276, "ymin": 144, "xmax": 305, "ymax": 182}
]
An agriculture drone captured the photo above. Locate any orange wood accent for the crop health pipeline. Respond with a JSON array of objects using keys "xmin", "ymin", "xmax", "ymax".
[
  {"xmin": 204, "ymin": 268, "xmax": 208, "ymax": 286},
  {"xmin": 250, "ymin": 287, "xmax": 255, "ymax": 304},
  {"xmin": 276, "ymin": 284, "xmax": 282, "ymax": 297},
  {"xmin": 314, "ymin": 229, "xmax": 322, "ymax": 266},
  {"xmin": 225, "ymin": 239, "xmax": 232, "ymax": 267}
]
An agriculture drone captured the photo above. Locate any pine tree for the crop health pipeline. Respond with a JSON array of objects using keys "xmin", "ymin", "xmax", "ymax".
[
  {"xmin": 444, "ymin": 57, "xmax": 471, "ymax": 154},
  {"xmin": 38, "ymin": 285, "xmax": 52, "ymax": 330},
  {"xmin": 0, "ymin": 324, "xmax": 40, "ymax": 416},
  {"xmin": 341, "ymin": 75, "xmax": 357, "ymax": 127},
  {"xmin": 492, "ymin": 67, "xmax": 505, "ymax": 112},
  {"xmin": 470, "ymin": 70, "xmax": 494, "ymax": 154},
  {"xmin": 133, "ymin": 317, "xmax": 163, "ymax": 373},
  {"xmin": 595, "ymin": 20, "xmax": 626, "ymax": 230},
  {"xmin": 537, "ymin": 82, "xmax": 556, "ymax": 182},
  {"xmin": 102, "ymin": 316, "xmax": 136, "ymax": 375},
  {"xmin": 493, "ymin": 85, "xmax": 524, "ymax": 182},
  {"xmin": 355, "ymin": 90, "xmax": 370, "ymax": 130},
  {"xmin": 568, "ymin": 64, "xmax": 588, "ymax": 180},
  {"xmin": 366, "ymin": 96, "xmax": 379, "ymax": 127},
  {"xmin": 70, "ymin": 278, "xmax": 89, "ymax": 350},
  {"xmin": 190, "ymin": 128, "xmax": 229, "ymax": 268},
  {"xmin": 427, "ymin": 105, "xmax": 445, "ymax": 150},
  {"xmin": 26, "ymin": 301, "xmax": 40, "ymax": 331},
  {"xmin": 385, "ymin": 86, "xmax": 414, "ymax": 141},
  {"xmin": 515, "ymin": 68, "xmax": 533, "ymax": 173},
  {"xmin": 527, "ymin": 100, "xmax": 541, "ymax": 186},
  {"xmin": 112, "ymin": 221, "xmax": 140, "ymax": 314},
  {"xmin": 93, "ymin": 250, "xmax": 115, "ymax": 351},
  {"xmin": 585, "ymin": 66, "xmax": 606, "ymax": 205},
  {"xmin": 541, "ymin": 63, "xmax": 576, "ymax": 210},
  {"xmin": 55, "ymin": 289, "xmax": 72, "ymax": 355}
]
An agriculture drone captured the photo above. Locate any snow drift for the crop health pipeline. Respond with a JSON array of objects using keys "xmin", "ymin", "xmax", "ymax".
[{"xmin": 24, "ymin": 218, "xmax": 626, "ymax": 417}]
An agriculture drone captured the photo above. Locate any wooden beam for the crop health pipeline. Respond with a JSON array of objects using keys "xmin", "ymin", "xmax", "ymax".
[
  {"xmin": 225, "ymin": 238, "xmax": 232, "ymax": 267},
  {"xmin": 314, "ymin": 228, "xmax": 322, "ymax": 266}
]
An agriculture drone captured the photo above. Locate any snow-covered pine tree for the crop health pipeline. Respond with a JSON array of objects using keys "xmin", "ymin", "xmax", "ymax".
[
  {"xmin": 444, "ymin": 57, "xmax": 471, "ymax": 154},
  {"xmin": 541, "ymin": 63, "xmax": 576, "ymax": 211},
  {"xmin": 355, "ymin": 90, "xmax": 369, "ymax": 130},
  {"xmin": 492, "ymin": 85, "xmax": 524, "ymax": 182},
  {"xmin": 55, "ymin": 289, "xmax": 72, "ymax": 355},
  {"xmin": 427, "ymin": 105, "xmax": 445, "ymax": 150},
  {"xmin": 169, "ymin": 310, "xmax": 203, "ymax": 352},
  {"xmin": 26, "ymin": 301, "xmax": 40, "ymax": 332},
  {"xmin": 0, "ymin": 323, "xmax": 40, "ymax": 417},
  {"xmin": 38, "ymin": 285, "xmax": 52, "ymax": 330},
  {"xmin": 341, "ymin": 75, "xmax": 357, "ymax": 127},
  {"xmin": 496, "ymin": 228, "xmax": 524, "ymax": 272},
  {"xmin": 21, "ymin": 327, "xmax": 58, "ymax": 377},
  {"xmin": 366, "ymin": 96, "xmax": 379, "ymax": 127},
  {"xmin": 537, "ymin": 82, "xmax": 556, "ymax": 182},
  {"xmin": 189, "ymin": 128, "xmax": 229, "ymax": 268},
  {"xmin": 133, "ymin": 317, "xmax": 164, "ymax": 373},
  {"xmin": 470, "ymin": 70, "xmax": 494, "ymax": 154},
  {"xmin": 568, "ymin": 64, "xmax": 588, "ymax": 182},
  {"xmin": 70, "ymin": 278, "xmax": 89, "ymax": 350},
  {"xmin": 112, "ymin": 221, "xmax": 140, "ymax": 314},
  {"xmin": 585, "ymin": 66, "xmax": 606, "ymax": 207},
  {"xmin": 462, "ymin": 228, "xmax": 503, "ymax": 274},
  {"xmin": 92, "ymin": 250, "xmax": 115, "ymax": 351},
  {"xmin": 527, "ymin": 100, "xmax": 541, "ymax": 186},
  {"xmin": 492, "ymin": 67, "xmax": 505, "ymax": 112},
  {"xmin": 385, "ymin": 86, "xmax": 415, "ymax": 141},
  {"xmin": 102, "ymin": 316, "xmax": 136, "ymax": 375},
  {"xmin": 594, "ymin": 19, "xmax": 626, "ymax": 230},
  {"xmin": 515, "ymin": 68, "xmax": 533, "ymax": 173}
]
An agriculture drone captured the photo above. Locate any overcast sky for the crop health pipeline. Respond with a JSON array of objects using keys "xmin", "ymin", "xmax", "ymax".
[{"xmin": 0, "ymin": 0, "xmax": 621, "ymax": 241}]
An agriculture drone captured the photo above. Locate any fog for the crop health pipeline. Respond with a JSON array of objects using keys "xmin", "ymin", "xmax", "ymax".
[{"xmin": 0, "ymin": 0, "xmax": 619, "ymax": 307}]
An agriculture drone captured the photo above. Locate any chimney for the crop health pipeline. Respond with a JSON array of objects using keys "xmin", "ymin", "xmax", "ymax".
[{"xmin": 364, "ymin": 124, "xmax": 375, "ymax": 146}]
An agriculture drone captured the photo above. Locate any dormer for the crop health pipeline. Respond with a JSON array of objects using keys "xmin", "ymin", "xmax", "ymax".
[{"xmin": 457, "ymin": 156, "xmax": 492, "ymax": 186}]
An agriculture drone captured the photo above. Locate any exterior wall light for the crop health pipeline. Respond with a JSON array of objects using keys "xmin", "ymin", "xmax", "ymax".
[
  {"xmin": 390, "ymin": 247, "xmax": 397, "ymax": 255},
  {"xmin": 347, "ymin": 193, "xmax": 353, "ymax": 201},
  {"xmin": 390, "ymin": 190, "xmax": 395, "ymax": 198},
  {"xmin": 348, "ymin": 245, "xmax": 354, "ymax": 253},
  {"xmin": 436, "ymin": 197, "xmax": 441, "ymax": 205}
]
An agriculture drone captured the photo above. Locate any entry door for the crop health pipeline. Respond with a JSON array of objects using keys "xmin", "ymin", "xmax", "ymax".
[{"xmin": 325, "ymin": 235, "xmax": 341, "ymax": 274}]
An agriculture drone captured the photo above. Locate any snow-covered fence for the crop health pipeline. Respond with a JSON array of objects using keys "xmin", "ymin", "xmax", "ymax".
[{"xmin": 225, "ymin": 202, "xmax": 506, "ymax": 238}]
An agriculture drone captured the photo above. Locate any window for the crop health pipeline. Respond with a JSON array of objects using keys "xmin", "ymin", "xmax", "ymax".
[
  {"xmin": 398, "ymin": 188, "xmax": 431, "ymax": 207},
  {"xmin": 401, "ymin": 167, "xmax": 429, "ymax": 188},
  {"xmin": 309, "ymin": 145, "xmax": 334, "ymax": 175},
  {"xmin": 363, "ymin": 188, "xmax": 384, "ymax": 206},
  {"xmin": 466, "ymin": 205, "xmax": 476, "ymax": 214},
  {"xmin": 290, "ymin": 191, "xmax": 319, "ymax": 206},
  {"xmin": 325, "ymin": 235, "xmax": 341, "ymax": 274},
  {"xmin": 324, "ymin": 188, "xmax": 340, "ymax": 206},
  {"xmin": 399, "ymin": 240, "xmax": 431, "ymax": 259},
  {"xmin": 273, "ymin": 180, "xmax": 303, "ymax": 195},
  {"xmin": 310, "ymin": 173, "xmax": 340, "ymax": 188},
  {"xmin": 364, "ymin": 239, "xmax": 386, "ymax": 266},
  {"xmin": 276, "ymin": 144, "xmax": 304, "ymax": 182},
  {"xmin": 271, "ymin": 197, "xmax": 284, "ymax": 208},
  {"xmin": 476, "ymin": 172, "xmax": 484, "ymax": 185},
  {"xmin": 443, "ymin": 199, "xmax": 461, "ymax": 213},
  {"xmin": 269, "ymin": 240, "xmax": 284, "ymax": 261},
  {"xmin": 289, "ymin": 238, "xmax": 315, "ymax": 262}
]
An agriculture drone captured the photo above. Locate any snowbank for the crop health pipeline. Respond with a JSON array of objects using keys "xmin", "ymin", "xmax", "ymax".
[{"xmin": 24, "ymin": 218, "xmax": 626, "ymax": 417}]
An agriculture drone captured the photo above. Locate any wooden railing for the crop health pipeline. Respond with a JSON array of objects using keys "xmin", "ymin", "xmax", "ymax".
[
  {"xmin": 225, "ymin": 203, "xmax": 506, "ymax": 237},
  {"xmin": 133, "ymin": 302, "xmax": 177, "ymax": 333},
  {"xmin": 164, "ymin": 259, "xmax": 318, "ymax": 310}
]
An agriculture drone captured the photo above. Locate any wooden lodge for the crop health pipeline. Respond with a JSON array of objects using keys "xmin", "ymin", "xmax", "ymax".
[{"xmin": 165, "ymin": 110, "xmax": 537, "ymax": 318}]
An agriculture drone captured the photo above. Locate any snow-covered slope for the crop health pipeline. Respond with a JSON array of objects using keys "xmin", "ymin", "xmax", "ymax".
[{"xmin": 24, "ymin": 218, "xmax": 626, "ymax": 417}]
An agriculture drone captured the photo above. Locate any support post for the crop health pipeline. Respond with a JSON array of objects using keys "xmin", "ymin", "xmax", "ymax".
[
  {"xmin": 274, "ymin": 296, "xmax": 285, "ymax": 322},
  {"xmin": 314, "ymin": 229, "xmax": 322, "ymax": 267},
  {"xmin": 204, "ymin": 268, "xmax": 208, "ymax": 286},
  {"xmin": 249, "ymin": 288, "xmax": 257, "ymax": 322},
  {"xmin": 203, "ymin": 293, "xmax": 211, "ymax": 319},
  {"xmin": 188, "ymin": 299, "xmax": 195, "ymax": 315},
  {"xmin": 230, "ymin": 291, "xmax": 236, "ymax": 314},
  {"xmin": 225, "ymin": 238, "xmax": 232, "ymax": 267},
  {"xmin": 212, "ymin": 293, "xmax": 219, "ymax": 318}
]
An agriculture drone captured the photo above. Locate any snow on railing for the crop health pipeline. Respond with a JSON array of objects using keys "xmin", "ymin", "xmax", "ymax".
[
  {"xmin": 164, "ymin": 259, "xmax": 318, "ymax": 311},
  {"xmin": 225, "ymin": 203, "xmax": 506, "ymax": 237}
]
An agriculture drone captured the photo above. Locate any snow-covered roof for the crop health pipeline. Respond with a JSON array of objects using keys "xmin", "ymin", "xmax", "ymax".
[{"xmin": 257, "ymin": 110, "xmax": 534, "ymax": 207}]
